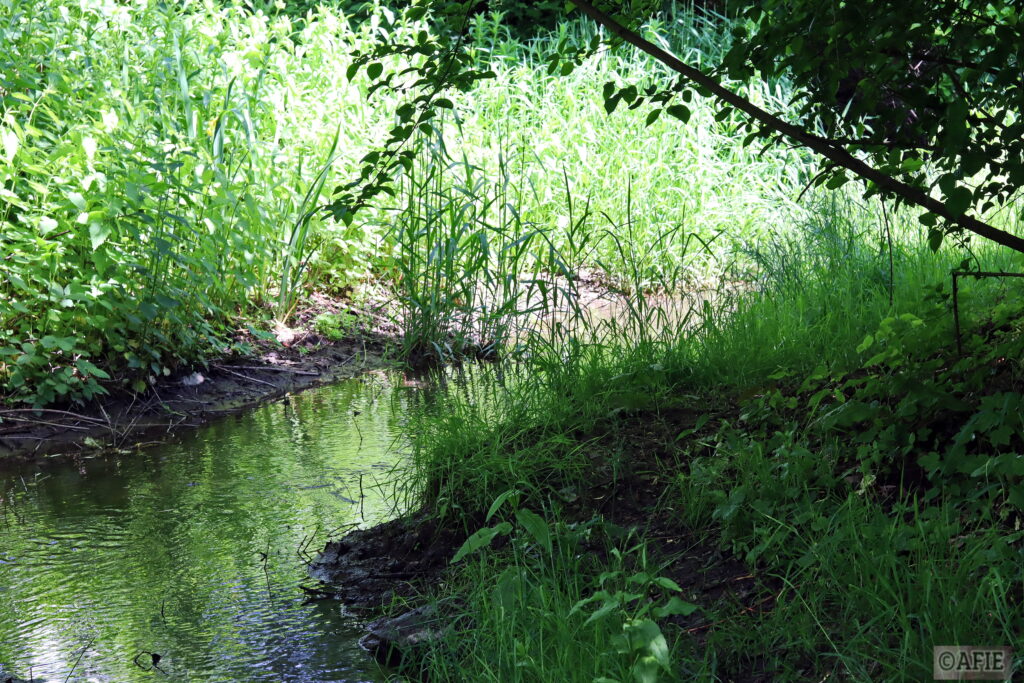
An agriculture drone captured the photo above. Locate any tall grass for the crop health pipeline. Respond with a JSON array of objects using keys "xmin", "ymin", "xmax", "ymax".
[
  {"xmin": 450, "ymin": 5, "xmax": 810, "ymax": 287},
  {"xmin": 0, "ymin": 1, "xmax": 346, "ymax": 401},
  {"xmin": 686, "ymin": 193, "xmax": 1024, "ymax": 387},
  {"xmin": 382, "ymin": 134, "xmax": 558, "ymax": 362},
  {"xmin": 2, "ymin": 0, "xmax": 817, "ymax": 403},
  {"xmin": 400, "ymin": 197, "xmax": 1024, "ymax": 680}
]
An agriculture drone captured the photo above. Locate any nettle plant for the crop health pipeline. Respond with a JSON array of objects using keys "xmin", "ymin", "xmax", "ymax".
[{"xmin": 0, "ymin": 0, "xmax": 277, "ymax": 404}]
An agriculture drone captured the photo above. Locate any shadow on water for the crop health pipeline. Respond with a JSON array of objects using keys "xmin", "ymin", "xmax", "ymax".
[{"xmin": 0, "ymin": 367, "xmax": 494, "ymax": 683}]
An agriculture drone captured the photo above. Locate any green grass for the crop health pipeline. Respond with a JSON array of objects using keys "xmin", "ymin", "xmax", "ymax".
[
  {"xmin": 1, "ymin": 0, "xmax": 819, "ymax": 403},
  {"xmin": 4, "ymin": 0, "xmax": 1022, "ymax": 679},
  {"xmin": 398, "ymin": 204, "xmax": 1024, "ymax": 680}
]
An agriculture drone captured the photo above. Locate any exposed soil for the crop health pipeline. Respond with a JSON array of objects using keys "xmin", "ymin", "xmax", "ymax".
[
  {"xmin": 307, "ymin": 403, "xmax": 785, "ymax": 681},
  {"xmin": 307, "ymin": 511, "xmax": 462, "ymax": 613},
  {"xmin": 0, "ymin": 320, "xmax": 397, "ymax": 465},
  {"xmin": 0, "ymin": 271, "xmax": 682, "ymax": 464}
]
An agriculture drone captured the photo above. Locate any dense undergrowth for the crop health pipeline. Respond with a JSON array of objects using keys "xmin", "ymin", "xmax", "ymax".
[
  {"xmin": 1, "ymin": 0, "xmax": 806, "ymax": 405},
  {"xmin": 3, "ymin": 0, "xmax": 1022, "ymax": 679},
  {"xmin": 397, "ymin": 205, "xmax": 1024, "ymax": 681}
]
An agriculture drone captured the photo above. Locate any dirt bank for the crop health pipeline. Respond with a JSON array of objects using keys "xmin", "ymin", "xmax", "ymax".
[
  {"xmin": 306, "ymin": 406, "xmax": 781, "ymax": 680},
  {"xmin": 0, "ymin": 274, "xmax": 615, "ymax": 463},
  {"xmin": 0, "ymin": 332, "xmax": 395, "ymax": 464}
]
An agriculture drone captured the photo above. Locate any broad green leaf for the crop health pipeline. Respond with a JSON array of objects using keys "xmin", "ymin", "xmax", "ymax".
[
  {"xmin": 75, "ymin": 358, "xmax": 110, "ymax": 379},
  {"xmin": 944, "ymin": 186, "xmax": 973, "ymax": 216},
  {"xmin": 39, "ymin": 217, "xmax": 59, "ymax": 235},
  {"xmin": 625, "ymin": 619, "xmax": 668, "ymax": 665},
  {"xmin": 451, "ymin": 522, "xmax": 511, "ymax": 563},
  {"xmin": 1, "ymin": 128, "xmax": 18, "ymax": 163},
  {"xmin": 89, "ymin": 222, "xmax": 112, "ymax": 250},
  {"xmin": 493, "ymin": 567, "xmax": 529, "ymax": 610},
  {"xmin": 652, "ymin": 576, "xmax": 682, "ymax": 592},
  {"xmin": 652, "ymin": 596, "xmax": 699, "ymax": 618},
  {"xmin": 900, "ymin": 158, "xmax": 924, "ymax": 173},
  {"xmin": 583, "ymin": 597, "xmax": 621, "ymax": 625},
  {"xmin": 101, "ymin": 109, "xmax": 119, "ymax": 130},
  {"xmin": 666, "ymin": 104, "xmax": 690, "ymax": 123},
  {"xmin": 82, "ymin": 136, "xmax": 97, "ymax": 160},
  {"xmin": 485, "ymin": 488, "xmax": 520, "ymax": 522},
  {"xmin": 515, "ymin": 508, "xmax": 552, "ymax": 554},
  {"xmin": 632, "ymin": 657, "xmax": 660, "ymax": 683},
  {"xmin": 825, "ymin": 173, "xmax": 848, "ymax": 189}
]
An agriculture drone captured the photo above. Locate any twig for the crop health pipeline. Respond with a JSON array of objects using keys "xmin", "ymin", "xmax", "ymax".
[
  {"xmin": 132, "ymin": 651, "xmax": 167, "ymax": 676},
  {"xmin": 359, "ymin": 473, "xmax": 365, "ymax": 522},
  {"xmin": 325, "ymin": 522, "xmax": 359, "ymax": 540},
  {"xmin": 684, "ymin": 590, "xmax": 780, "ymax": 635},
  {"xmin": 214, "ymin": 364, "xmax": 320, "ymax": 376},
  {"xmin": 352, "ymin": 411, "xmax": 363, "ymax": 448},
  {"xmin": 0, "ymin": 416, "xmax": 93, "ymax": 432},
  {"xmin": 258, "ymin": 544, "xmax": 273, "ymax": 599},
  {"xmin": 951, "ymin": 269, "xmax": 1024, "ymax": 354},
  {"xmin": 880, "ymin": 198, "xmax": 894, "ymax": 306},
  {"xmin": 297, "ymin": 524, "xmax": 321, "ymax": 565},
  {"xmin": 64, "ymin": 637, "xmax": 94, "ymax": 683},
  {"xmin": 97, "ymin": 401, "xmax": 118, "ymax": 446},
  {"xmin": 0, "ymin": 409, "xmax": 106, "ymax": 424},
  {"xmin": 213, "ymin": 366, "xmax": 278, "ymax": 389}
]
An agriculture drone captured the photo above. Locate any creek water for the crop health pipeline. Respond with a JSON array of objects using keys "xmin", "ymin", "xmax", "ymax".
[{"xmin": 0, "ymin": 372, "xmax": 432, "ymax": 682}]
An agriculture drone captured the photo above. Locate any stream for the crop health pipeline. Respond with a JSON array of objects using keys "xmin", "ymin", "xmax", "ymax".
[{"xmin": 0, "ymin": 372, "xmax": 431, "ymax": 682}]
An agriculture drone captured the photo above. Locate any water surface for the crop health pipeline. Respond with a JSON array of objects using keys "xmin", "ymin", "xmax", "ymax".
[{"xmin": 0, "ymin": 373, "xmax": 418, "ymax": 682}]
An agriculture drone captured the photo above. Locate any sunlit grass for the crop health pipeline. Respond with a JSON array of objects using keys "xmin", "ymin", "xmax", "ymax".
[
  {"xmin": 1, "ymin": 0, "xmax": 828, "ymax": 402},
  {"xmin": 401, "ymin": 201, "xmax": 1024, "ymax": 679}
]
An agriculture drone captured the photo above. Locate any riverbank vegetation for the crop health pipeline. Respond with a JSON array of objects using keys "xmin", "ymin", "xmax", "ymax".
[
  {"xmin": 3, "ymin": 0, "xmax": 1022, "ymax": 680},
  {"xmin": 397, "ymin": 206, "xmax": 1024, "ymax": 679},
  {"xmin": 1, "ymin": 0, "xmax": 804, "ymax": 405}
]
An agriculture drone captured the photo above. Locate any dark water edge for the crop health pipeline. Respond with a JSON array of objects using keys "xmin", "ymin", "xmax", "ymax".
[{"xmin": 0, "ymin": 371, "xmax": 428, "ymax": 683}]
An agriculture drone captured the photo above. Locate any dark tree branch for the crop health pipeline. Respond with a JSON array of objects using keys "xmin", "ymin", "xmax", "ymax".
[{"xmin": 571, "ymin": 0, "xmax": 1024, "ymax": 255}]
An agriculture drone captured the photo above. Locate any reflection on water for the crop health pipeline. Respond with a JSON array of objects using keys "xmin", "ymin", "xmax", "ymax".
[{"xmin": 0, "ymin": 372, "xmax": 427, "ymax": 683}]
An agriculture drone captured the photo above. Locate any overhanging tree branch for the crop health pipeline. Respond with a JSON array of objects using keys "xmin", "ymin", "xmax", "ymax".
[{"xmin": 571, "ymin": 0, "xmax": 1024, "ymax": 255}]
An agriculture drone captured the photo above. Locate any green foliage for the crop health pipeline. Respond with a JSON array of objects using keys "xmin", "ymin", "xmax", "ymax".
[
  {"xmin": 357, "ymin": 0, "xmax": 1024, "ymax": 254},
  {"xmin": 0, "ymin": 0, "xmax": 403, "ymax": 404},
  {"xmin": 312, "ymin": 312, "xmax": 356, "ymax": 341},
  {"xmin": 569, "ymin": 542, "xmax": 699, "ymax": 683},
  {"xmin": 405, "ymin": 207, "xmax": 1024, "ymax": 679},
  {"xmin": 0, "ymin": 0, "xmax": 269, "ymax": 403},
  {"xmin": 426, "ymin": 490, "xmax": 697, "ymax": 682},
  {"xmin": 1, "ymin": 0, "xmax": 828, "ymax": 404},
  {"xmin": 487, "ymin": 0, "xmax": 567, "ymax": 36},
  {"xmin": 722, "ymin": 1, "xmax": 1024, "ymax": 244}
]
